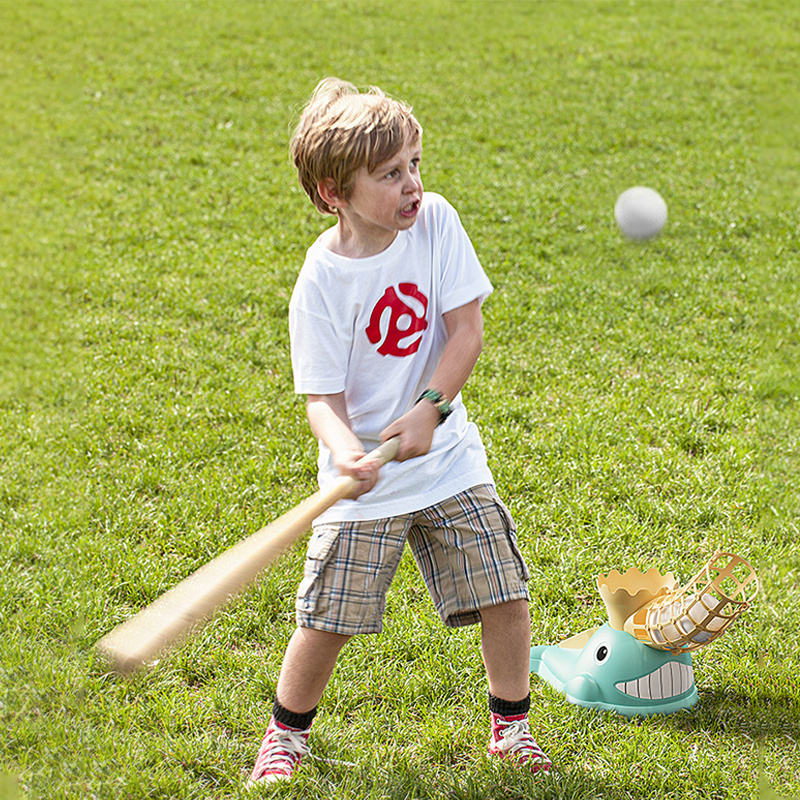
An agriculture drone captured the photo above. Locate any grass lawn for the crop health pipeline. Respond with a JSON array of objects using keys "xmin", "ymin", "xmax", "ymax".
[{"xmin": 1, "ymin": 1, "xmax": 798, "ymax": 798}]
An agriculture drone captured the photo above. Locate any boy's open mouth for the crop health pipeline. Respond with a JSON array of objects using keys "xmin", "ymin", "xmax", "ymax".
[{"xmin": 400, "ymin": 200, "xmax": 420, "ymax": 218}]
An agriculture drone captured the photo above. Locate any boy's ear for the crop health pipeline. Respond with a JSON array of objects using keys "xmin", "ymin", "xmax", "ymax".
[{"xmin": 317, "ymin": 178, "xmax": 347, "ymax": 210}]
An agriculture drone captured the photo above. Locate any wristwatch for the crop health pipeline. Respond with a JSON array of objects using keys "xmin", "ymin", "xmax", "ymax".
[{"xmin": 415, "ymin": 389, "xmax": 453, "ymax": 426}]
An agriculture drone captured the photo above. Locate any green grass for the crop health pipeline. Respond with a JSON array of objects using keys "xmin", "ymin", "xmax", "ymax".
[{"xmin": 1, "ymin": 0, "xmax": 798, "ymax": 798}]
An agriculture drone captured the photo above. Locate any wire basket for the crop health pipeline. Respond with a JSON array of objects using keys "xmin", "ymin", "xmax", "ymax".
[{"xmin": 624, "ymin": 551, "xmax": 759, "ymax": 654}]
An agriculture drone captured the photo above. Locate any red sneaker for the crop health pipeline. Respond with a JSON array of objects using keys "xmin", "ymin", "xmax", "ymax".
[
  {"xmin": 247, "ymin": 717, "xmax": 311, "ymax": 787},
  {"xmin": 487, "ymin": 712, "xmax": 552, "ymax": 773}
]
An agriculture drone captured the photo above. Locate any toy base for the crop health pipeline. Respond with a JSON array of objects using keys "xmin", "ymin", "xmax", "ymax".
[{"xmin": 532, "ymin": 656, "xmax": 698, "ymax": 717}]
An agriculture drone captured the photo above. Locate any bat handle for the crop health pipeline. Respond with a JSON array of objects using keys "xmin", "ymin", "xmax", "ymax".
[
  {"xmin": 362, "ymin": 437, "xmax": 400, "ymax": 466},
  {"xmin": 329, "ymin": 437, "xmax": 400, "ymax": 504}
]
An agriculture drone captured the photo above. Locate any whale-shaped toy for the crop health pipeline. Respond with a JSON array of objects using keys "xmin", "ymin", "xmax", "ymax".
[
  {"xmin": 530, "ymin": 552, "xmax": 757, "ymax": 717},
  {"xmin": 530, "ymin": 623, "xmax": 697, "ymax": 717}
]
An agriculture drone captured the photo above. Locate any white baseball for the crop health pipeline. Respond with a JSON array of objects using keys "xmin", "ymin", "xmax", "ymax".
[{"xmin": 614, "ymin": 186, "xmax": 668, "ymax": 241}]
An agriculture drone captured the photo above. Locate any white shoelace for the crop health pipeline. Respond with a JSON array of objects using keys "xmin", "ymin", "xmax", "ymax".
[
  {"xmin": 253, "ymin": 725, "xmax": 311, "ymax": 776},
  {"xmin": 495, "ymin": 718, "xmax": 547, "ymax": 760}
]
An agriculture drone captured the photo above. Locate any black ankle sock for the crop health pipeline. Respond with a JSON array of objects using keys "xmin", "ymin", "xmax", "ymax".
[
  {"xmin": 272, "ymin": 699, "xmax": 318, "ymax": 730},
  {"xmin": 489, "ymin": 692, "xmax": 531, "ymax": 717}
]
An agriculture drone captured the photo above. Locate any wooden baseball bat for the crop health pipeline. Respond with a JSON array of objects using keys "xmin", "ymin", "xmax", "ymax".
[{"xmin": 95, "ymin": 438, "xmax": 399, "ymax": 675}]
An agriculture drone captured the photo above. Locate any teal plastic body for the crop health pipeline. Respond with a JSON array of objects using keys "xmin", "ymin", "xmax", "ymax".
[{"xmin": 530, "ymin": 623, "xmax": 698, "ymax": 717}]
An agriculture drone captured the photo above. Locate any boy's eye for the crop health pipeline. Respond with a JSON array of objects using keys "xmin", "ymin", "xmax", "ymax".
[{"xmin": 382, "ymin": 158, "xmax": 420, "ymax": 180}]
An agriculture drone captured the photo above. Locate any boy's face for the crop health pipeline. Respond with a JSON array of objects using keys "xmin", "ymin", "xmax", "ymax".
[{"xmin": 337, "ymin": 137, "xmax": 423, "ymax": 253}]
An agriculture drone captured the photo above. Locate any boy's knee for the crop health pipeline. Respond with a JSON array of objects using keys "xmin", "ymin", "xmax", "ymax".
[
  {"xmin": 297, "ymin": 626, "xmax": 352, "ymax": 652},
  {"xmin": 480, "ymin": 599, "xmax": 530, "ymax": 623}
]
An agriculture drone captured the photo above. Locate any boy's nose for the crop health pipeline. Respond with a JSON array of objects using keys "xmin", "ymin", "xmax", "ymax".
[{"xmin": 403, "ymin": 174, "xmax": 421, "ymax": 192}]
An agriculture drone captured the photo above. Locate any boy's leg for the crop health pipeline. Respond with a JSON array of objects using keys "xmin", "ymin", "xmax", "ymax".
[
  {"xmin": 480, "ymin": 599, "xmax": 551, "ymax": 773},
  {"xmin": 277, "ymin": 626, "xmax": 351, "ymax": 712},
  {"xmin": 248, "ymin": 627, "xmax": 350, "ymax": 787},
  {"xmin": 406, "ymin": 485, "xmax": 549, "ymax": 771},
  {"xmin": 249, "ymin": 514, "xmax": 408, "ymax": 786},
  {"xmin": 479, "ymin": 598, "xmax": 531, "ymax": 701}
]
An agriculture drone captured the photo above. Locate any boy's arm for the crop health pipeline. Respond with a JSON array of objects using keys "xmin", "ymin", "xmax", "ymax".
[
  {"xmin": 381, "ymin": 298, "xmax": 484, "ymax": 461},
  {"xmin": 306, "ymin": 392, "xmax": 382, "ymax": 498}
]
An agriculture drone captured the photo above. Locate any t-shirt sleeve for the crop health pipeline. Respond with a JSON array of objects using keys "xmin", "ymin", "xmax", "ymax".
[
  {"xmin": 435, "ymin": 196, "xmax": 493, "ymax": 313},
  {"xmin": 289, "ymin": 281, "xmax": 348, "ymax": 396}
]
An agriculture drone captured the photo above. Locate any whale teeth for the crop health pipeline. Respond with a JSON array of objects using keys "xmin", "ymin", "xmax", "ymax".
[{"xmin": 615, "ymin": 662, "xmax": 694, "ymax": 699}]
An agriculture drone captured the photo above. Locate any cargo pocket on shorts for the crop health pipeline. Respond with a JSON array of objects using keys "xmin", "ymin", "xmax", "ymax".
[
  {"xmin": 491, "ymin": 491, "xmax": 530, "ymax": 584},
  {"xmin": 296, "ymin": 524, "xmax": 341, "ymax": 618}
]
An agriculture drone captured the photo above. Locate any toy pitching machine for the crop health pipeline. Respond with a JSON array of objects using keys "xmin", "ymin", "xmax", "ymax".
[{"xmin": 530, "ymin": 551, "xmax": 758, "ymax": 717}]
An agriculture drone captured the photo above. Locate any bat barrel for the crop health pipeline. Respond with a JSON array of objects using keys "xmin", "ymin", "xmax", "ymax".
[{"xmin": 95, "ymin": 438, "xmax": 399, "ymax": 674}]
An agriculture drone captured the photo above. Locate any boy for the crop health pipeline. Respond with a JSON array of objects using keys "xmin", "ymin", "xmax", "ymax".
[{"xmin": 248, "ymin": 78, "xmax": 551, "ymax": 786}]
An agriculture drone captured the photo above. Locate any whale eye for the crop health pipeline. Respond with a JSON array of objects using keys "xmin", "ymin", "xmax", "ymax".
[{"xmin": 594, "ymin": 644, "xmax": 609, "ymax": 663}]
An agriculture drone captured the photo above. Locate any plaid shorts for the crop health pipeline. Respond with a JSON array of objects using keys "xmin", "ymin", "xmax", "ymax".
[{"xmin": 295, "ymin": 484, "xmax": 530, "ymax": 636}]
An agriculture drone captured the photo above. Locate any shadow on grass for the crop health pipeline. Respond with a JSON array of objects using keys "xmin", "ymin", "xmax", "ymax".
[
  {"xmin": 279, "ymin": 761, "xmax": 610, "ymax": 800},
  {"xmin": 239, "ymin": 742, "xmax": 615, "ymax": 800},
  {"xmin": 651, "ymin": 686, "xmax": 800, "ymax": 741}
]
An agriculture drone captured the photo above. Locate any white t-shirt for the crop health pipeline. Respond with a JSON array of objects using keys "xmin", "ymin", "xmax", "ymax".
[{"xmin": 289, "ymin": 192, "xmax": 495, "ymax": 523}]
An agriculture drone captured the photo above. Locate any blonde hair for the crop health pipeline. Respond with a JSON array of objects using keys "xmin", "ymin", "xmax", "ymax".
[{"xmin": 290, "ymin": 77, "xmax": 422, "ymax": 215}]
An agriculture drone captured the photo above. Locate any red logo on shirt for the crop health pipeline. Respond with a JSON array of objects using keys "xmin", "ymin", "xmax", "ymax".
[{"xmin": 366, "ymin": 283, "xmax": 429, "ymax": 357}]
